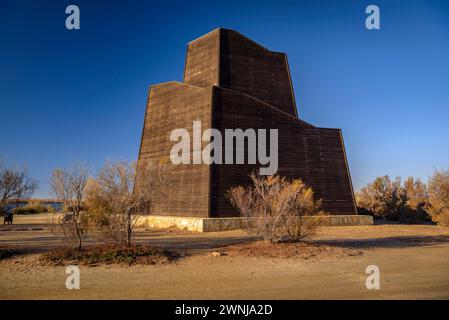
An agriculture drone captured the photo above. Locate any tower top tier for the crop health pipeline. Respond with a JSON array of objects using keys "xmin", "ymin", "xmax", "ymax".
[{"xmin": 183, "ymin": 28, "xmax": 298, "ymax": 117}]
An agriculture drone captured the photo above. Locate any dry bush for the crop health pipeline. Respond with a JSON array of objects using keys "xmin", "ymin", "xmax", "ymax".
[
  {"xmin": 404, "ymin": 177, "xmax": 428, "ymax": 209},
  {"xmin": 227, "ymin": 173, "xmax": 326, "ymax": 243},
  {"xmin": 0, "ymin": 160, "xmax": 38, "ymax": 211},
  {"xmin": 42, "ymin": 245, "xmax": 173, "ymax": 266},
  {"xmin": 85, "ymin": 160, "xmax": 168, "ymax": 246},
  {"xmin": 12, "ymin": 200, "xmax": 48, "ymax": 215},
  {"xmin": 356, "ymin": 175, "xmax": 406, "ymax": 220},
  {"xmin": 426, "ymin": 168, "xmax": 449, "ymax": 226},
  {"xmin": 402, "ymin": 177, "xmax": 429, "ymax": 222},
  {"xmin": 223, "ymin": 240, "xmax": 355, "ymax": 259},
  {"xmin": 49, "ymin": 164, "xmax": 89, "ymax": 250}
]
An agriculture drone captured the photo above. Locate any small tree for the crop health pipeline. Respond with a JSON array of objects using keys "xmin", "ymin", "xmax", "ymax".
[
  {"xmin": 85, "ymin": 160, "xmax": 168, "ymax": 246},
  {"xmin": 227, "ymin": 173, "xmax": 325, "ymax": 243},
  {"xmin": 426, "ymin": 168, "xmax": 449, "ymax": 226},
  {"xmin": 402, "ymin": 177, "xmax": 429, "ymax": 222},
  {"xmin": 50, "ymin": 164, "xmax": 89, "ymax": 250},
  {"xmin": 0, "ymin": 160, "xmax": 38, "ymax": 208},
  {"xmin": 356, "ymin": 175, "xmax": 406, "ymax": 220}
]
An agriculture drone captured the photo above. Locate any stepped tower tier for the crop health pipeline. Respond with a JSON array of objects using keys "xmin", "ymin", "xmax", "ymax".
[{"xmin": 137, "ymin": 28, "xmax": 357, "ymax": 217}]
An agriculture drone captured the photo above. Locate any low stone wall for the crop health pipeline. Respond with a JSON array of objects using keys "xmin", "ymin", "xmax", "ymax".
[
  {"xmin": 141, "ymin": 215, "xmax": 203, "ymax": 231},
  {"xmin": 136, "ymin": 215, "xmax": 373, "ymax": 233}
]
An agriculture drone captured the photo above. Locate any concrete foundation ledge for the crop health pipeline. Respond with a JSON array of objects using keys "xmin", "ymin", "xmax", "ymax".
[{"xmin": 135, "ymin": 215, "xmax": 373, "ymax": 233}]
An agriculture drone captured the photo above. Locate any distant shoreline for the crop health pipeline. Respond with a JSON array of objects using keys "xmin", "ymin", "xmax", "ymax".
[{"xmin": 3, "ymin": 199, "xmax": 62, "ymax": 204}]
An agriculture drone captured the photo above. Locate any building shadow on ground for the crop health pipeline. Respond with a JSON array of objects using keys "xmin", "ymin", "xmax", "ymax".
[
  {"xmin": 2, "ymin": 224, "xmax": 449, "ymax": 261},
  {"xmin": 314, "ymin": 235, "xmax": 449, "ymax": 249}
]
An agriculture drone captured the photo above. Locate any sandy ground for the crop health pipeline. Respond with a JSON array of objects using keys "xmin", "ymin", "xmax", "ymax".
[{"xmin": 1, "ymin": 214, "xmax": 449, "ymax": 299}]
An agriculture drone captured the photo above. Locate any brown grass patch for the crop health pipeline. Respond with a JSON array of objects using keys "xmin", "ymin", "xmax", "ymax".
[
  {"xmin": 41, "ymin": 245, "xmax": 177, "ymax": 266},
  {"xmin": 222, "ymin": 240, "xmax": 362, "ymax": 259}
]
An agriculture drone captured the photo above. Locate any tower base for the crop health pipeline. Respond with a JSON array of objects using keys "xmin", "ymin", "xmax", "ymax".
[{"xmin": 135, "ymin": 215, "xmax": 373, "ymax": 233}]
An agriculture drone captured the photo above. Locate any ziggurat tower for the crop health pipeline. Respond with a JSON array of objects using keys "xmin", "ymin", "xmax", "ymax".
[{"xmin": 137, "ymin": 28, "xmax": 358, "ymax": 218}]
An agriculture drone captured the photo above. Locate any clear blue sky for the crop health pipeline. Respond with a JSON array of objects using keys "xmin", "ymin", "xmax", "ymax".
[{"xmin": 1, "ymin": 0, "xmax": 448, "ymax": 198}]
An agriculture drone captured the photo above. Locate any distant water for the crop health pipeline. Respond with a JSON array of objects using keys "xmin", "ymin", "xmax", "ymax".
[{"xmin": 3, "ymin": 202, "xmax": 63, "ymax": 213}]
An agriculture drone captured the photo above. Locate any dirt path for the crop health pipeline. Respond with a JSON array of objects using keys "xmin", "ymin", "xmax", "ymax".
[{"xmin": 1, "ymin": 216, "xmax": 449, "ymax": 299}]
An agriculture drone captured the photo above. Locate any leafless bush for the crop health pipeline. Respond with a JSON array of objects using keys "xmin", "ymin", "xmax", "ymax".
[
  {"xmin": 85, "ymin": 160, "xmax": 168, "ymax": 246},
  {"xmin": 356, "ymin": 175, "xmax": 406, "ymax": 220},
  {"xmin": 0, "ymin": 160, "xmax": 38, "ymax": 209},
  {"xmin": 426, "ymin": 168, "xmax": 449, "ymax": 226},
  {"xmin": 227, "ymin": 173, "xmax": 326, "ymax": 243},
  {"xmin": 49, "ymin": 164, "xmax": 89, "ymax": 250}
]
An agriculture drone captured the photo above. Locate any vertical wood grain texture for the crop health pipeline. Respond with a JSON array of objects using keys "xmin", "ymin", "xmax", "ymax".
[{"xmin": 137, "ymin": 28, "xmax": 357, "ymax": 217}]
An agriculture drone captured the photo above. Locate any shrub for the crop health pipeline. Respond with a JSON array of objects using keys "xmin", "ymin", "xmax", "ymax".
[
  {"xmin": 0, "ymin": 161, "xmax": 38, "ymax": 205},
  {"xmin": 12, "ymin": 200, "xmax": 48, "ymax": 215},
  {"xmin": 426, "ymin": 168, "xmax": 449, "ymax": 226},
  {"xmin": 49, "ymin": 165, "xmax": 89, "ymax": 251},
  {"xmin": 402, "ymin": 177, "xmax": 430, "ymax": 223},
  {"xmin": 41, "ymin": 245, "xmax": 174, "ymax": 265},
  {"xmin": 85, "ymin": 161, "xmax": 169, "ymax": 246},
  {"xmin": 227, "ymin": 173, "xmax": 326, "ymax": 243},
  {"xmin": 356, "ymin": 175, "xmax": 406, "ymax": 220}
]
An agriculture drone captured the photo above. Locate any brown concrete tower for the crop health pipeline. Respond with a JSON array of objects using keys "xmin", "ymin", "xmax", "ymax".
[{"xmin": 137, "ymin": 28, "xmax": 357, "ymax": 217}]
